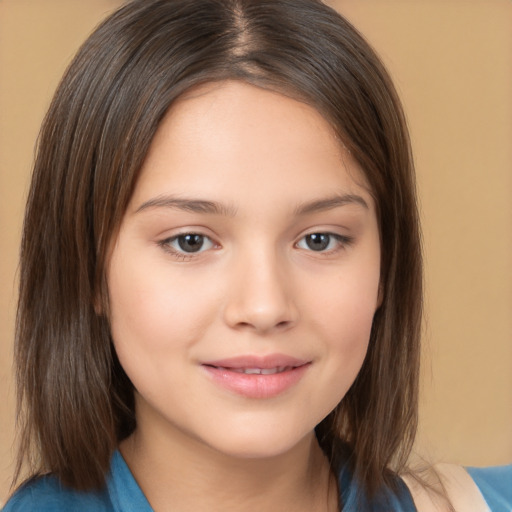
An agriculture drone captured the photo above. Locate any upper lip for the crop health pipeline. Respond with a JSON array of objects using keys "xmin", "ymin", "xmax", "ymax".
[{"xmin": 202, "ymin": 354, "xmax": 310, "ymax": 369}]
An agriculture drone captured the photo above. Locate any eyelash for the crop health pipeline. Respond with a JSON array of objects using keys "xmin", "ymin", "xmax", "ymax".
[
  {"xmin": 295, "ymin": 232, "xmax": 354, "ymax": 255},
  {"xmin": 157, "ymin": 231, "xmax": 354, "ymax": 261},
  {"xmin": 157, "ymin": 233, "xmax": 216, "ymax": 261}
]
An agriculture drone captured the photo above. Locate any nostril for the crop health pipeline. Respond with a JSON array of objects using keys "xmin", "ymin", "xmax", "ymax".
[{"xmin": 222, "ymin": 283, "xmax": 298, "ymax": 332}]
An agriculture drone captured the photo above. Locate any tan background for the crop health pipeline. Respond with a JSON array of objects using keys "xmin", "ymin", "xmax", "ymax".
[{"xmin": 1, "ymin": 0, "xmax": 511, "ymax": 503}]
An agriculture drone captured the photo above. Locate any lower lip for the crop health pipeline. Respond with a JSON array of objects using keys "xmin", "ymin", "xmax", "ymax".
[{"xmin": 202, "ymin": 364, "xmax": 310, "ymax": 399}]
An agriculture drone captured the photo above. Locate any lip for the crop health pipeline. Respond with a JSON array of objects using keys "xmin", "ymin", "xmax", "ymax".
[{"xmin": 201, "ymin": 354, "xmax": 311, "ymax": 399}]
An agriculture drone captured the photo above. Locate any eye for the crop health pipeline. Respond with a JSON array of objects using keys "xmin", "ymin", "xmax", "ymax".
[
  {"xmin": 296, "ymin": 232, "xmax": 349, "ymax": 252},
  {"xmin": 161, "ymin": 233, "xmax": 215, "ymax": 254}
]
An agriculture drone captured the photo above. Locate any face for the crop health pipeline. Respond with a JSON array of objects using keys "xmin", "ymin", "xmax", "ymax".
[{"xmin": 108, "ymin": 81, "xmax": 381, "ymax": 460}]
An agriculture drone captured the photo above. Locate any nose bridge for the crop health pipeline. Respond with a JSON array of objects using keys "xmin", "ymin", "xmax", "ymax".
[{"xmin": 223, "ymin": 243, "xmax": 297, "ymax": 333}]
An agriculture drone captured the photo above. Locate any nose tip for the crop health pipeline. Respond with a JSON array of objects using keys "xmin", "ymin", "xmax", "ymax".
[
  {"xmin": 223, "ymin": 259, "xmax": 298, "ymax": 334},
  {"xmin": 228, "ymin": 310, "xmax": 295, "ymax": 334}
]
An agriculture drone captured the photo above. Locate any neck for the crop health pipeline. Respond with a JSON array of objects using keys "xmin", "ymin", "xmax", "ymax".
[{"xmin": 120, "ymin": 420, "xmax": 338, "ymax": 512}]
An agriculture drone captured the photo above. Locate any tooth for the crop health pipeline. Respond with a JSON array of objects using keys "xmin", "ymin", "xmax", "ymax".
[
  {"xmin": 244, "ymin": 368, "xmax": 262, "ymax": 375},
  {"xmin": 260, "ymin": 368, "xmax": 278, "ymax": 375}
]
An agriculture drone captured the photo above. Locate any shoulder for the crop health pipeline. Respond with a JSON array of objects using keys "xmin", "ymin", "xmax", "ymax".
[
  {"xmin": 2, "ymin": 474, "xmax": 113, "ymax": 512},
  {"xmin": 403, "ymin": 463, "xmax": 492, "ymax": 512}
]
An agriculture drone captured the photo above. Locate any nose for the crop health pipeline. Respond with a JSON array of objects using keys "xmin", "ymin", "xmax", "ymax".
[{"xmin": 223, "ymin": 249, "xmax": 298, "ymax": 334}]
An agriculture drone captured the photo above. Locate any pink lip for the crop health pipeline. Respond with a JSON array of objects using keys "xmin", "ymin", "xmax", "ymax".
[
  {"xmin": 201, "ymin": 354, "xmax": 311, "ymax": 399},
  {"xmin": 203, "ymin": 354, "xmax": 309, "ymax": 369}
]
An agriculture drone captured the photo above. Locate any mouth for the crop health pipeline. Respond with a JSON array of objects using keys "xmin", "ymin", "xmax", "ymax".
[
  {"xmin": 211, "ymin": 366, "xmax": 296, "ymax": 375},
  {"xmin": 201, "ymin": 355, "xmax": 311, "ymax": 399}
]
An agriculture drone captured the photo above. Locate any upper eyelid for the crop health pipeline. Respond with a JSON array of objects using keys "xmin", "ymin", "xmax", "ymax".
[
  {"xmin": 295, "ymin": 227, "xmax": 353, "ymax": 241},
  {"xmin": 165, "ymin": 232, "xmax": 212, "ymax": 240},
  {"xmin": 158, "ymin": 229, "xmax": 351, "ymax": 241},
  {"xmin": 163, "ymin": 232, "xmax": 216, "ymax": 246},
  {"xmin": 157, "ymin": 227, "xmax": 353, "ymax": 245},
  {"xmin": 158, "ymin": 227, "xmax": 217, "ymax": 241},
  {"xmin": 296, "ymin": 231, "xmax": 355, "ymax": 256},
  {"xmin": 158, "ymin": 233, "xmax": 216, "ymax": 259},
  {"xmin": 295, "ymin": 232, "xmax": 352, "ymax": 245}
]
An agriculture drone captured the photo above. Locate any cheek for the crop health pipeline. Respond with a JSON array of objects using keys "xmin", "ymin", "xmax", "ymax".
[
  {"xmin": 303, "ymin": 258, "xmax": 380, "ymax": 397},
  {"xmin": 307, "ymin": 258, "xmax": 379, "ymax": 340},
  {"xmin": 107, "ymin": 249, "xmax": 219, "ymax": 358},
  {"xmin": 322, "ymin": 298, "xmax": 373, "ymax": 378},
  {"xmin": 320, "ymin": 311, "xmax": 373, "ymax": 415}
]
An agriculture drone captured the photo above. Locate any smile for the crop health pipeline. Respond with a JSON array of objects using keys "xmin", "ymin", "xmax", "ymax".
[
  {"xmin": 214, "ymin": 366, "xmax": 295, "ymax": 375},
  {"xmin": 201, "ymin": 355, "xmax": 311, "ymax": 399}
]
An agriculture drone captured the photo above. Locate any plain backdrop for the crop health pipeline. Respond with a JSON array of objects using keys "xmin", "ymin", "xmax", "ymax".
[{"xmin": 1, "ymin": 0, "xmax": 511, "ymax": 503}]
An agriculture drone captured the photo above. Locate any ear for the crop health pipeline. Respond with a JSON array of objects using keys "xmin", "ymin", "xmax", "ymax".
[
  {"xmin": 93, "ymin": 294, "xmax": 103, "ymax": 316},
  {"xmin": 93, "ymin": 284, "xmax": 108, "ymax": 316}
]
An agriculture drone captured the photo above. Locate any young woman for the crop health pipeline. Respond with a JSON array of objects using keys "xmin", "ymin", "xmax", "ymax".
[{"xmin": 3, "ymin": 0, "xmax": 510, "ymax": 510}]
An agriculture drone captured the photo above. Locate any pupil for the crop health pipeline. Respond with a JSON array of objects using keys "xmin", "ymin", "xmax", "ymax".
[
  {"xmin": 306, "ymin": 233, "xmax": 329, "ymax": 251},
  {"xmin": 178, "ymin": 234, "xmax": 203, "ymax": 252}
]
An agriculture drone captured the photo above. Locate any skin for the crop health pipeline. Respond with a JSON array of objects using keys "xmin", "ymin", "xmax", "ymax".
[
  {"xmin": 404, "ymin": 465, "xmax": 489, "ymax": 512},
  {"xmin": 108, "ymin": 80, "xmax": 382, "ymax": 511}
]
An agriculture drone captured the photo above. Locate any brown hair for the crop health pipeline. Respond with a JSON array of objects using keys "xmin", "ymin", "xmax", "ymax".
[{"xmin": 14, "ymin": 0, "xmax": 422, "ymax": 501}]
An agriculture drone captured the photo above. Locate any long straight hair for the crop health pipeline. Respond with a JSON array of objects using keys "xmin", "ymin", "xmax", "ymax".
[{"xmin": 14, "ymin": 0, "xmax": 422, "ymax": 500}]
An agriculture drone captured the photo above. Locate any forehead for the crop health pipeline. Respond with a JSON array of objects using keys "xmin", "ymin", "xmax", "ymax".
[{"xmin": 129, "ymin": 80, "xmax": 373, "ymax": 212}]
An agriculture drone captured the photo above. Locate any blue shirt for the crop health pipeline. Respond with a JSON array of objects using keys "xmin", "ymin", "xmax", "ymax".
[
  {"xmin": 3, "ymin": 451, "xmax": 510, "ymax": 511},
  {"xmin": 2, "ymin": 450, "xmax": 415, "ymax": 511},
  {"xmin": 2, "ymin": 452, "xmax": 150, "ymax": 512},
  {"xmin": 466, "ymin": 465, "xmax": 512, "ymax": 512}
]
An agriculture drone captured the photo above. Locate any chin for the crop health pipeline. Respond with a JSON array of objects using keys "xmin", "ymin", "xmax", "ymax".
[{"xmin": 198, "ymin": 421, "xmax": 316, "ymax": 461}]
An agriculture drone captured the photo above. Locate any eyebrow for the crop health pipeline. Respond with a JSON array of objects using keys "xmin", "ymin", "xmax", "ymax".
[
  {"xmin": 135, "ymin": 195, "xmax": 237, "ymax": 216},
  {"xmin": 294, "ymin": 194, "xmax": 369, "ymax": 215},
  {"xmin": 135, "ymin": 192, "xmax": 368, "ymax": 217}
]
